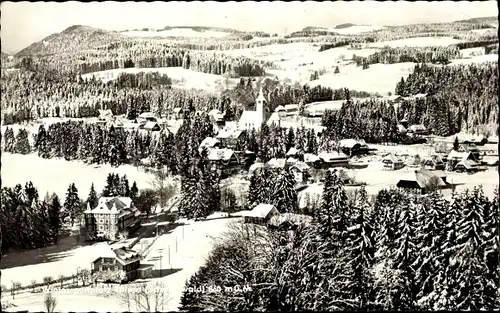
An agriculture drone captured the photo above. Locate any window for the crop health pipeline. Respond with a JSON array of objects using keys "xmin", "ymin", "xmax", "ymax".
[
  {"xmin": 99, "ymin": 225, "xmax": 104, "ymax": 230},
  {"xmin": 115, "ymin": 266, "xmax": 118, "ymax": 271},
  {"xmin": 99, "ymin": 219, "xmax": 104, "ymax": 223},
  {"xmin": 100, "ymin": 266, "xmax": 103, "ymax": 271},
  {"xmin": 105, "ymin": 225, "xmax": 109, "ymax": 230}
]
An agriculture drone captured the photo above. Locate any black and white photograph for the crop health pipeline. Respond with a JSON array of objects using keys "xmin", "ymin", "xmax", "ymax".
[{"xmin": 0, "ymin": 1, "xmax": 498, "ymax": 311}]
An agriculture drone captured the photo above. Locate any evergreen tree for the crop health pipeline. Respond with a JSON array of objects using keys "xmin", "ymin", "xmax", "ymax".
[
  {"xmin": 35, "ymin": 125, "xmax": 51, "ymax": 158},
  {"xmin": 120, "ymin": 175, "xmax": 130, "ymax": 197},
  {"xmin": 102, "ymin": 173, "xmax": 114, "ymax": 197},
  {"xmin": 453, "ymin": 137, "xmax": 459, "ymax": 151},
  {"xmin": 48, "ymin": 193, "xmax": 62, "ymax": 243},
  {"xmin": 334, "ymin": 66, "xmax": 340, "ymax": 74},
  {"xmin": 87, "ymin": 183, "xmax": 98, "ymax": 209},
  {"xmin": 63, "ymin": 183, "xmax": 81, "ymax": 225},
  {"xmin": 247, "ymin": 170, "xmax": 259, "ymax": 209},
  {"xmin": 271, "ymin": 168, "xmax": 298, "ymax": 213},
  {"xmin": 14, "ymin": 128, "xmax": 31, "ymax": 154},
  {"xmin": 130, "ymin": 181, "xmax": 139, "ymax": 201}
]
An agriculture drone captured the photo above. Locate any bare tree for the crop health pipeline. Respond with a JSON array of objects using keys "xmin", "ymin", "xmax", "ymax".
[
  {"xmin": 44, "ymin": 292, "xmax": 57, "ymax": 313},
  {"xmin": 79, "ymin": 269, "xmax": 91, "ymax": 286},
  {"xmin": 130, "ymin": 281, "xmax": 172, "ymax": 312},
  {"xmin": 30, "ymin": 279, "xmax": 37, "ymax": 292},
  {"xmin": 43, "ymin": 276, "xmax": 53, "ymax": 288}
]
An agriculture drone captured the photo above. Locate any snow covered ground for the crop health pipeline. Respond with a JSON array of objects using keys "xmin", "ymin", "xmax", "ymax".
[
  {"xmin": 368, "ymin": 36, "xmax": 463, "ymax": 48},
  {"xmin": 331, "ymin": 25, "xmax": 385, "ymax": 35},
  {"xmin": 1, "ymin": 153, "xmax": 160, "ymax": 201}
]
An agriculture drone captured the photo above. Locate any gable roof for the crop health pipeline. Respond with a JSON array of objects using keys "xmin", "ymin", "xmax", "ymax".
[
  {"xmin": 208, "ymin": 109, "xmax": 222, "ymax": 116},
  {"xmin": 448, "ymin": 150, "xmax": 472, "ymax": 161},
  {"xmin": 200, "ymin": 137, "xmax": 220, "ymax": 149},
  {"xmin": 339, "ymin": 139, "xmax": 361, "ymax": 149},
  {"xmin": 456, "ymin": 159, "xmax": 478, "ymax": 169},
  {"xmin": 138, "ymin": 112, "xmax": 155, "ymax": 118},
  {"xmin": 409, "ymin": 124, "xmax": 427, "ymax": 132},
  {"xmin": 319, "ymin": 151, "xmax": 349, "ymax": 162},
  {"xmin": 286, "ymin": 147, "xmax": 299, "ymax": 156},
  {"xmin": 284, "ymin": 104, "xmax": 299, "ymax": 111},
  {"xmin": 88, "ymin": 197, "xmax": 136, "ymax": 215},
  {"xmin": 207, "ymin": 148, "xmax": 236, "ymax": 161},
  {"xmin": 216, "ymin": 128, "xmax": 243, "ymax": 140},
  {"xmin": 268, "ymin": 158, "xmax": 287, "ymax": 168},
  {"xmin": 98, "ymin": 109, "xmax": 113, "ymax": 118},
  {"xmin": 113, "ymin": 246, "xmax": 143, "ymax": 265},
  {"xmin": 172, "ymin": 107, "xmax": 183, "ymax": 114},
  {"xmin": 250, "ymin": 203, "xmax": 278, "ymax": 219},
  {"xmin": 383, "ymin": 153, "xmax": 404, "ymax": 164},
  {"xmin": 144, "ymin": 121, "xmax": 160, "ymax": 130},
  {"xmin": 274, "ymin": 105, "xmax": 286, "ymax": 112},
  {"xmin": 239, "ymin": 111, "xmax": 262, "ymax": 126},
  {"xmin": 397, "ymin": 169, "xmax": 447, "ymax": 189},
  {"xmin": 304, "ymin": 153, "xmax": 321, "ymax": 163},
  {"xmin": 291, "ymin": 161, "xmax": 310, "ymax": 172}
]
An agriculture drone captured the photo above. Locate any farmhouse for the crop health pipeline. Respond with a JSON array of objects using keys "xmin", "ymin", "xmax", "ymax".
[
  {"xmin": 304, "ymin": 153, "xmax": 322, "ymax": 168},
  {"xmin": 242, "ymin": 203, "xmax": 280, "ymax": 224},
  {"xmin": 143, "ymin": 121, "xmax": 161, "ymax": 132},
  {"xmin": 267, "ymin": 158, "xmax": 287, "ymax": 170},
  {"xmin": 207, "ymin": 148, "xmax": 242, "ymax": 176},
  {"xmin": 239, "ymin": 88, "xmax": 269, "ymax": 130},
  {"xmin": 216, "ymin": 128, "xmax": 244, "ymax": 149},
  {"xmin": 290, "ymin": 161, "xmax": 310, "ymax": 183},
  {"xmin": 84, "ymin": 197, "xmax": 142, "ymax": 240},
  {"xmin": 339, "ymin": 139, "xmax": 370, "ymax": 156},
  {"xmin": 455, "ymin": 159, "xmax": 479, "ymax": 173},
  {"xmin": 382, "ymin": 154, "xmax": 405, "ymax": 170},
  {"xmin": 396, "ymin": 169, "xmax": 449, "ymax": 194},
  {"xmin": 422, "ymin": 154, "xmax": 445, "ymax": 170},
  {"xmin": 137, "ymin": 112, "xmax": 157, "ymax": 124},
  {"xmin": 408, "ymin": 124, "xmax": 429, "ymax": 136},
  {"xmin": 199, "ymin": 137, "xmax": 221, "ymax": 152},
  {"xmin": 91, "ymin": 245, "xmax": 153, "ymax": 282},
  {"xmin": 457, "ymin": 143, "xmax": 482, "ymax": 161},
  {"xmin": 319, "ymin": 151, "xmax": 350, "ymax": 168}
]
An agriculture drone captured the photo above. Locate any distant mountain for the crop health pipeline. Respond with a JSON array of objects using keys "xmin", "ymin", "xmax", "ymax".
[
  {"xmin": 16, "ymin": 25, "xmax": 123, "ymax": 57},
  {"xmin": 454, "ymin": 16, "xmax": 498, "ymax": 25}
]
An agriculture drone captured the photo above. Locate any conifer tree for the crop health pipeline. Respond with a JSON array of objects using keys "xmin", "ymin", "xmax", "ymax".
[
  {"xmin": 87, "ymin": 183, "xmax": 98, "ymax": 209},
  {"xmin": 120, "ymin": 175, "xmax": 130, "ymax": 197},
  {"xmin": 247, "ymin": 171, "xmax": 259, "ymax": 209},
  {"xmin": 14, "ymin": 128, "xmax": 31, "ymax": 154},
  {"xmin": 3, "ymin": 127, "xmax": 16, "ymax": 152},
  {"xmin": 63, "ymin": 183, "xmax": 81, "ymax": 225},
  {"xmin": 130, "ymin": 181, "xmax": 139, "ymax": 201},
  {"xmin": 48, "ymin": 193, "xmax": 62, "ymax": 243},
  {"xmin": 35, "ymin": 125, "xmax": 51, "ymax": 158},
  {"xmin": 271, "ymin": 168, "xmax": 298, "ymax": 213}
]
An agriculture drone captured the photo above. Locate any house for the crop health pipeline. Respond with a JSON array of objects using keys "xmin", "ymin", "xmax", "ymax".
[
  {"xmin": 98, "ymin": 109, "xmax": 114, "ymax": 121},
  {"xmin": 208, "ymin": 109, "xmax": 222, "ymax": 118},
  {"xmin": 284, "ymin": 104, "xmax": 299, "ymax": 114},
  {"xmin": 267, "ymin": 112, "xmax": 283, "ymax": 128},
  {"xmin": 290, "ymin": 161, "xmax": 310, "ymax": 183},
  {"xmin": 397, "ymin": 124, "xmax": 407, "ymax": 134},
  {"xmin": 408, "ymin": 124, "xmax": 428, "ymax": 136},
  {"xmin": 267, "ymin": 158, "xmax": 287, "ymax": 170},
  {"xmin": 327, "ymin": 168, "xmax": 354, "ymax": 185},
  {"xmin": 84, "ymin": 197, "xmax": 142, "ymax": 240},
  {"xmin": 319, "ymin": 151, "xmax": 349, "ymax": 168},
  {"xmin": 405, "ymin": 154, "xmax": 422, "ymax": 167},
  {"xmin": 274, "ymin": 105, "xmax": 287, "ymax": 116},
  {"xmin": 143, "ymin": 122, "xmax": 161, "ymax": 132},
  {"xmin": 242, "ymin": 203, "xmax": 280, "ymax": 224},
  {"xmin": 137, "ymin": 112, "xmax": 157, "ymax": 124},
  {"xmin": 422, "ymin": 155, "xmax": 445, "ymax": 171},
  {"xmin": 447, "ymin": 150, "xmax": 478, "ymax": 170},
  {"xmin": 239, "ymin": 88, "xmax": 269, "ymax": 130},
  {"xmin": 304, "ymin": 153, "xmax": 322, "ymax": 168},
  {"xmin": 199, "ymin": 137, "xmax": 221, "ymax": 152},
  {"xmin": 91, "ymin": 245, "xmax": 153, "ymax": 282},
  {"xmin": 396, "ymin": 169, "xmax": 449, "ymax": 194},
  {"xmin": 286, "ymin": 147, "xmax": 299, "ymax": 158},
  {"xmin": 455, "ymin": 159, "xmax": 479, "ymax": 173},
  {"xmin": 207, "ymin": 148, "xmax": 242, "ymax": 177},
  {"xmin": 339, "ymin": 139, "xmax": 370, "ymax": 156},
  {"xmin": 457, "ymin": 143, "xmax": 482, "ymax": 161},
  {"xmin": 172, "ymin": 107, "xmax": 184, "ymax": 119},
  {"xmin": 382, "ymin": 154, "xmax": 405, "ymax": 170},
  {"xmin": 268, "ymin": 213, "xmax": 313, "ymax": 230},
  {"xmin": 216, "ymin": 128, "xmax": 244, "ymax": 149}
]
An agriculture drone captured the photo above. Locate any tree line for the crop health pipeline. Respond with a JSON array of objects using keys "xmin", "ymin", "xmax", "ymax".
[
  {"xmin": 180, "ymin": 174, "xmax": 499, "ymax": 311},
  {"xmin": 353, "ymin": 45, "xmax": 461, "ymax": 66}
]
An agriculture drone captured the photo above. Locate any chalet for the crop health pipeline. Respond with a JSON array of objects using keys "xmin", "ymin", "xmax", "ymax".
[
  {"xmin": 447, "ymin": 151, "xmax": 478, "ymax": 171},
  {"xmin": 455, "ymin": 159, "xmax": 479, "ymax": 173},
  {"xmin": 457, "ymin": 143, "xmax": 481, "ymax": 161},
  {"xmin": 172, "ymin": 107, "xmax": 184, "ymax": 119},
  {"xmin": 304, "ymin": 153, "xmax": 322, "ymax": 168},
  {"xmin": 239, "ymin": 88, "xmax": 269, "ymax": 130},
  {"xmin": 242, "ymin": 203, "xmax": 280, "ymax": 224},
  {"xmin": 290, "ymin": 161, "xmax": 310, "ymax": 183},
  {"xmin": 339, "ymin": 139, "xmax": 370, "ymax": 156},
  {"xmin": 267, "ymin": 158, "xmax": 287, "ymax": 170},
  {"xmin": 319, "ymin": 151, "xmax": 349, "ymax": 168},
  {"xmin": 216, "ymin": 128, "xmax": 244, "ymax": 149},
  {"xmin": 143, "ymin": 122, "xmax": 161, "ymax": 132},
  {"xmin": 98, "ymin": 109, "xmax": 114, "ymax": 121},
  {"xmin": 199, "ymin": 137, "xmax": 221, "ymax": 152},
  {"xmin": 382, "ymin": 154, "xmax": 405, "ymax": 170},
  {"xmin": 422, "ymin": 155, "xmax": 445, "ymax": 171},
  {"xmin": 84, "ymin": 197, "xmax": 142, "ymax": 240},
  {"xmin": 91, "ymin": 245, "xmax": 153, "ymax": 282},
  {"xmin": 396, "ymin": 169, "xmax": 449, "ymax": 194},
  {"xmin": 137, "ymin": 112, "xmax": 157, "ymax": 124},
  {"xmin": 408, "ymin": 124, "xmax": 428, "ymax": 136},
  {"xmin": 207, "ymin": 148, "xmax": 242, "ymax": 176}
]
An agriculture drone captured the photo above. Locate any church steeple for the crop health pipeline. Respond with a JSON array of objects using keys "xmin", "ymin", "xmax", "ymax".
[{"xmin": 256, "ymin": 87, "xmax": 266, "ymax": 119}]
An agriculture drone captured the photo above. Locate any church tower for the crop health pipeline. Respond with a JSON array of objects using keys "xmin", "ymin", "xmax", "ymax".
[{"xmin": 256, "ymin": 87, "xmax": 266, "ymax": 124}]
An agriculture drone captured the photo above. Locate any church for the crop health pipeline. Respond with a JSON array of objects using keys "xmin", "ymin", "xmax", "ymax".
[{"xmin": 238, "ymin": 88, "xmax": 270, "ymax": 130}]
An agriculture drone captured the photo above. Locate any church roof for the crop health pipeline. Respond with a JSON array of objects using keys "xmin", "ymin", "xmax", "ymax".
[
  {"xmin": 256, "ymin": 88, "xmax": 266, "ymax": 102},
  {"xmin": 240, "ymin": 111, "xmax": 262, "ymax": 125}
]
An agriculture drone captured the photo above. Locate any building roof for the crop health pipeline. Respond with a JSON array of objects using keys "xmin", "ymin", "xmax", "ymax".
[
  {"xmin": 86, "ymin": 197, "xmax": 136, "ymax": 216},
  {"xmin": 274, "ymin": 105, "xmax": 286, "ymax": 112},
  {"xmin": 267, "ymin": 112, "xmax": 282, "ymax": 126},
  {"xmin": 200, "ymin": 137, "xmax": 220, "ymax": 150},
  {"xmin": 138, "ymin": 112, "xmax": 155, "ymax": 118},
  {"xmin": 291, "ymin": 161, "xmax": 310, "ymax": 172},
  {"xmin": 216, "ymin": 128, "xmax": 243, "ymax": 140},
  {"xmin": 397, "ymin": 124, "xmax": 407, "ymax": 133},
  {"xmin": 268, "ymin": 213, "xmax": 313, "ymax": 227},
  {"xmin": 113, "ymin": 246, "xmax": 143, "ymax": 265},
  {"xmin": 207, "ymin": 148, "xmax": 235, "ymax": 161},
  {"xmin": 397, "ymin": 169, "xmax": 447, "ymax": 189},
  {"xmin": 256, "ymin": 88, "xmax": 266, "ymax": 103},
  {"xmin": 284, "ymin": 104, "xmax": 299, "ymax": 111},
  {"xmin": 249, "ymin": 203, "xmax": 278, "ymax": 219},
  {"xmin": 339, "ymin": 139, "xmax": 361, "ymax": 149},
  {"xmin": 144, "ymin": 121, "xmax": 160, "ymax": 131},
  {"xmin": 448, "ymin": 150, "xmax": 472, "ymax": 161},
  {"xmin": 423, "ymin": 154, "xmax": 444, "ymax": 164},
  {"xmin": 98, "ymin": 109, "xmax": 113, "ymax": 118},
  {"xmin": 456, "ymin": 159, "xmax": 478, "ymax": 169},
  {"xmin": 286, "ymin": 147, "xmax": 299, "ymax": 156},
  {"xmin": 249, "ymin": 162, "xmax": 266, "ymax": 174},
  {"xmin": 240, "ymin": 111, "xmax": 262, "ymax": 127},
  {"xmin": 172, "ymin": 107, "xmax": 183, "ymax": 114},
  {"xmin": 268, "ymin": 158, "xmax": 287, "ymax": 169},
  {"xmin": 304, "ymin": 153, "xmax": 321, "ymax": 163},
  {"xmin": 319, "ymin": 151, "xmax": 349, "ymax": 162},
  {"xmin": 383, "ymin": 153, "xmax": 404, "ymax": 164},
  {"xmin": 409, "ymin": 124, "xmax": 427, "ymax": 132},
  {"xmin": 208, "ymin": 109, "xmax": 222, "ymax": 116},
  {"xmin": 213, "ymin": 113, "xmax": 225, "ymax": 121}
]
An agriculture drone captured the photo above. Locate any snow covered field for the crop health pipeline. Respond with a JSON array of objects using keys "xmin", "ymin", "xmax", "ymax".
[
  {"xmin": 80, "ymin": 67, "xmax": 231, "ymax": 91},
  {"xmin": 1, "ymin": 153, "xmax": 160, "ymax": 200},
  {"xmin": 368, "ymin": 36, "xmax": 463, "ymax": 48},
  {"xmin": 121, "ymin": 29, "xmax": 232, "ymax": 38},
  {"xmin": 332, "ymin": 25, "xmax": 385, "ymax": 35}
]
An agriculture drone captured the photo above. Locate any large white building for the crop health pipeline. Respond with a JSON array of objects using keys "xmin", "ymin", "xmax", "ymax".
[{"xmin": 239, "ymin": 88, "xmax": 268, "ymax": 130}]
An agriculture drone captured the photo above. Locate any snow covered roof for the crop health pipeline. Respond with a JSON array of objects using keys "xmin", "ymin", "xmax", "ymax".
[
  {"xmin": 200, "ymin": 137, "xmax": 220, "ymax": 149},
  {"xmin": 339, "ymin": 139, "xmax": 361, "ymax": 149},
  {"xmin": 397, "ymin": 169, "xmax": 447, "ymax": 189},
  {"xmin": 448, "ymin": 150, "xmax": 471, "ymax": 161},
  {"xmin": 138, "ymin": 112, "xmax": 155, "ymax": 118},
  {"xmin": 284, "ymin": 104, "xmax": 299, "ymax": 111},
  {"xmin": 286, "ymin": 147, "xmax": 299, "ymax": 156},
  {"xmin": 319, "ymin": 151, "xmax": 349, "ymax": 162},
  {"xmin": 304, "ymin": 153, "xmax": 321, "ymax": 163},
  {"xmin": 89, "ymin": 197, "xmax": 135, "ymax": 215},
  {"xmin": 98, "ymin": 109, "xmax": 113, "ymax": 118},
  {"xmin": 113, "ymin": 246, "xmax": 142, "ymax": 265},
  {"xmin": 172, "ymin": 107, "xmax": 183, "ymax": 113},
  {"xmin": 383, "ymin": 153, "xmax": 404, "ymax": 164},
  {"xmin": 249, "ymin": 204, "xmax": 279, "ymax": 219},
  {"xmin": 268, "ymin": 158, "xmax": 287, "ymax": 168},
  {"xmin": 240, "ymin": 111, "xmax": 262, "ymax": 125},
  {"xmin": 409, "ymin": 124, "xmax": 427, "ymax": 132},
  {"xmin": 291, "ymin": 161, "xmax": 310, "ymax": 172},
  {"xmin": 268, "ymin": 213, "xmax": 313, "ymax": 227},
  {"xmin": 249, "ymin": 162, "xmax": 266, "ymax": 174},
  {"xmin": 207, "ymin": 148, "xmax": 235, "ymax": 161},
  {"xmin": 144, "ymin": 121, "xmax": 160, "ymax": 130},
  {"xmin": 456, "ymin": 159, "xmax": 478, "ymax": 169},
  {"xmin": 216, "ymin": 128, "xmax": 243, "ymax": 139},
  {"xmin": 274, "ymin": 105, "xmax": 286, "ymax": 112},
  {"xmin": 208, "ymin": 109, "xmax": 222, "ymax": 116},
  {"xmin": 267, "ymin": 112, "xmax": 282, "ymax": 126}
]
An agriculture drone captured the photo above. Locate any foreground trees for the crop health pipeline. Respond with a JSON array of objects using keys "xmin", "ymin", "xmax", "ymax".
[{"xmin": 179, "ymin": 182, "xmax": 500, "ymax": 311}]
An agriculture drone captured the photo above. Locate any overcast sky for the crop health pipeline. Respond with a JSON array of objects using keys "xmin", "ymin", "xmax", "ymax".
[{"xmin": 1, "ymin": 1, "xmax": 497, "ymax": 54}]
